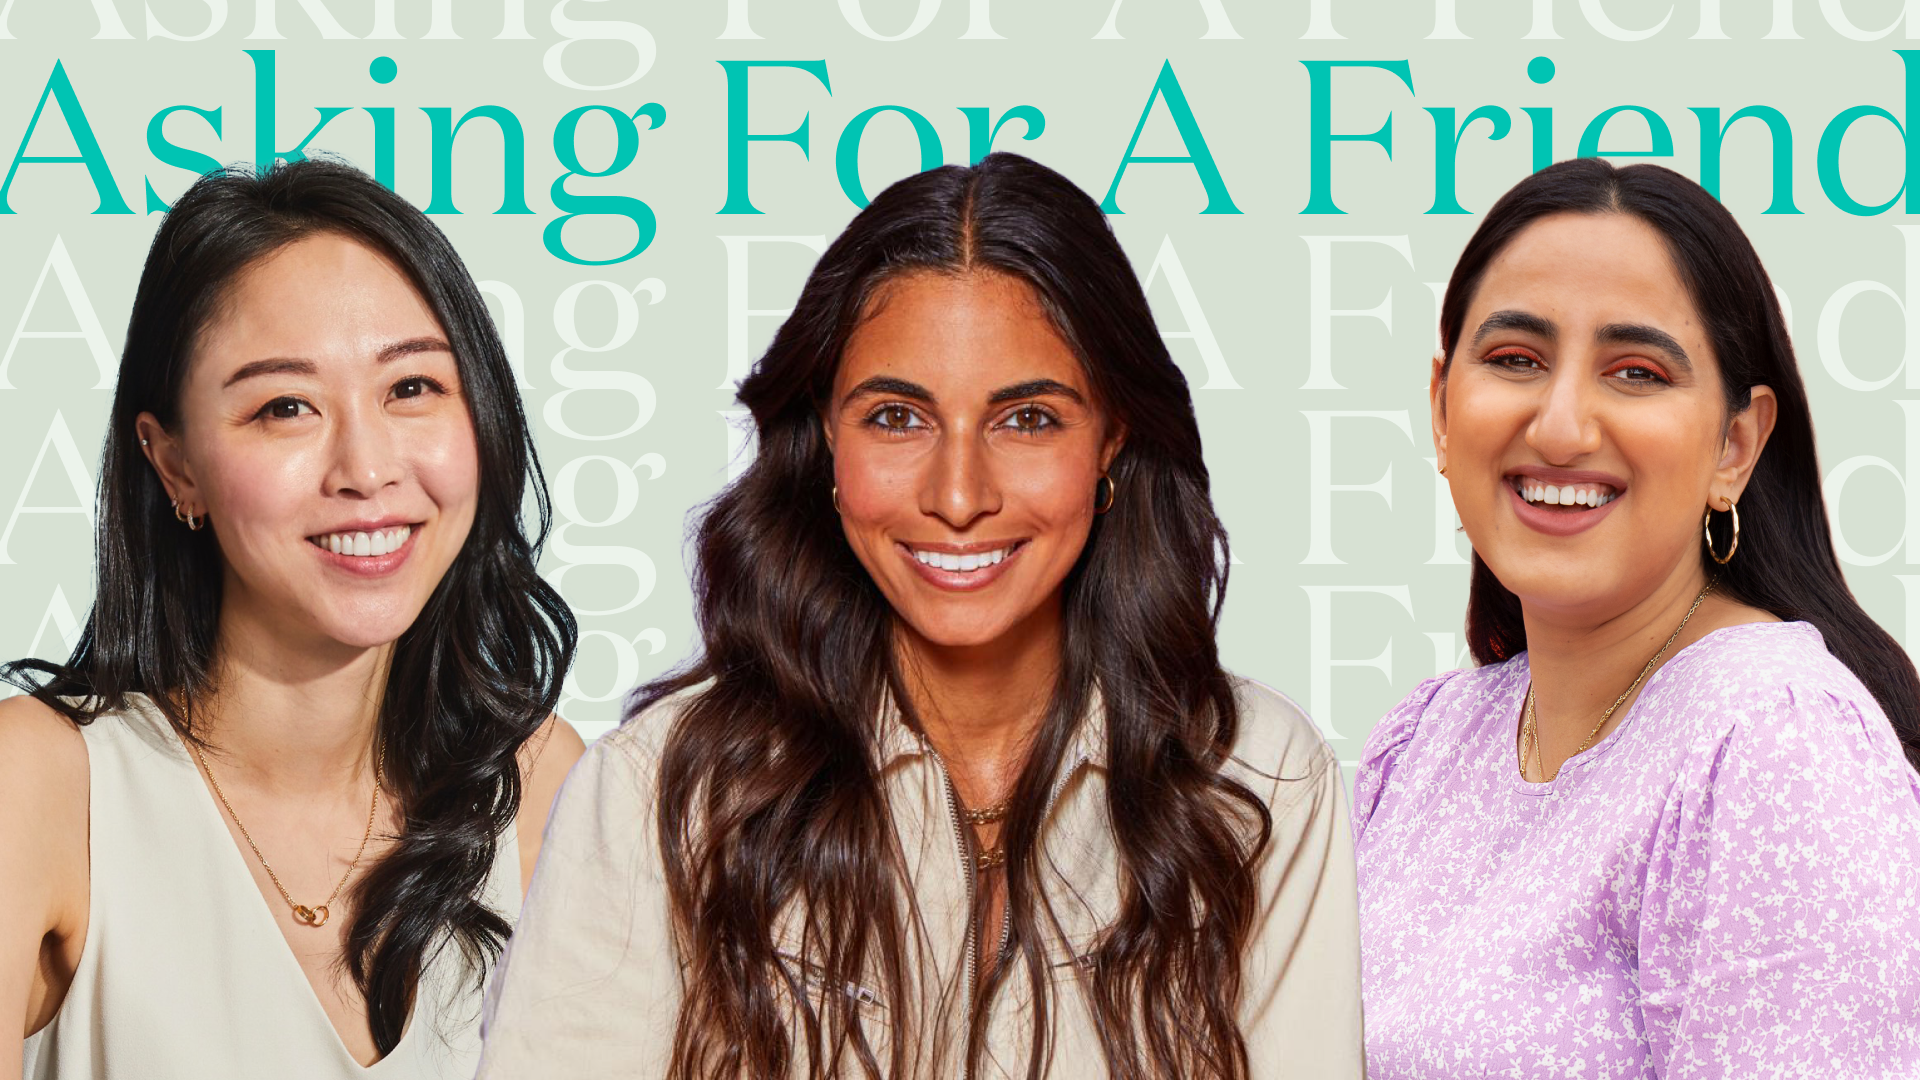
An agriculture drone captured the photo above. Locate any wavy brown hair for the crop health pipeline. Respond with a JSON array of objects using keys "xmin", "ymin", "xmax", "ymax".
[
  {"xmin": 1439, "ymin": 157, "xmax": 1920, "ymax": 769},
  {"xmin": 633, "ymin": 153, "xmax": 1270, "ymax": 1079}
]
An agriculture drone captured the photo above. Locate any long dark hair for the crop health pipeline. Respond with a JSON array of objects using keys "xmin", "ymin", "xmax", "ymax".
[
  {"xmin": 636, "ymin": 152, "xmax": 1268, "ymax": 1079},
  {"xmin": 3, "ymin": 159, "xmax": 577, "ymax": 1051},
  {"xmin": 1439, "ymin": 157, "xmax": 1920, "ymax": 770}
]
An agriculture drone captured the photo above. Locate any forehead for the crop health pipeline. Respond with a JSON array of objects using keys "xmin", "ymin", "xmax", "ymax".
[
  {"xmin": 1468, "ymin": 212, "xmax": 1708, "ymax": 350},
  {"xmin": 834, "ymin": 270, "xmax": 1085, "ymax": 397},
  {"xmin": 195, "ymin": 232, "xmax": 444, "ymax": 369}
]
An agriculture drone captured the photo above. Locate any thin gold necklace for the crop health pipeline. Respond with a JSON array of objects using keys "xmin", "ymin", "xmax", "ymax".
[
  {"xmin": 189, "ymin": 735, "xmax": 384, "ymax": 928},
  {"xmin": 1521, "ymin": 579, "xmax": 1715, "ymax": 782}
]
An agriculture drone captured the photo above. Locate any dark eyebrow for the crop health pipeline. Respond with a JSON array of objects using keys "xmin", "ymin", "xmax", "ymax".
[
  {"xmin": 1596, "ymin": 322, "xmax": 1692, "ymax": 371},
  {"xmin": 1471, "ymin": 309, "xmax": 1557, "ymax": 346},
  {"xmin": 223, "ymin": 358, "xmax": 316, "ymax": 387},
  {"xmin": 843, "ymin": 376, "xmax": 934, "ymax": 403},
  {"xmin": 221, "ymin": 337, "xmax": 452, "ymax": 389},
  {"xmin": 988, "ymin": 379, "xmax": 1085, "ymax": 405},
  {"xmin": 378, "ymin": 336, "xmax": 452, "ymax": 363}
]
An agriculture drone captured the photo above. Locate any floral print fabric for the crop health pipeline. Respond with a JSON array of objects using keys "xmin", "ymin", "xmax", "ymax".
[{"xmin": 1354, "ymin": 621, "xmax": 1920, "ymax": 1080}]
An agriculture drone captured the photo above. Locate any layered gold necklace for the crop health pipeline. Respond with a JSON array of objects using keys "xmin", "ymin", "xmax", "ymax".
[
  {"xmin": 1521, "ymin": 579, "xmax": 1715, "ymax": 783},
  {"xmin": 965, "ymin": 801, "xmax": 1009, "ymax": 873}
]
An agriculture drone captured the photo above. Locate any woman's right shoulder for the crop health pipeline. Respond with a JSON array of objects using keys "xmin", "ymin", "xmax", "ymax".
[
  {"xmin": 0, "ymin": 694, "xmax": 87, "ymax": 800},
  {"xmin": 1352, "ymin": 660, "xmax": 1516, "ymax": 833}
]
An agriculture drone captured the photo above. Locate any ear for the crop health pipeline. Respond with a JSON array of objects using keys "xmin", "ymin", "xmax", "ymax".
[
  {"xmin": 1428, "ymin": 348, "xmax": 1450, "ymax": 473},
  {"xmin": 1098, "ymin": 420, "xmax": 1128, "ymax": 474},
  {"xmin": 1715, "ymin": 386, "xmax": 1778, "ymax": 508},
  {"xmin": 135, "ymin": 412, "xmax": 201, "ymax": 516}
]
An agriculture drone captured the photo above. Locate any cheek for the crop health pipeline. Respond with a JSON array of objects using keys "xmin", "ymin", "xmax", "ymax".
[
  {"xmin": 833, "ymin": 441, "xmax": 921, "ymax": 527},
  {"xmin": 1006, "ymin": 454, "xmax": 1100, "ymax": 532},
  {"xmin": 194, "ymin": 436, "xmax": 315, "ymax": 538},
  {"xmin": 411, "ymin": 415, "xmax": 481, "ymax": 524}
]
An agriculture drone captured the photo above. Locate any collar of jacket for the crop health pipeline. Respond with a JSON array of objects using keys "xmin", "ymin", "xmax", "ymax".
[{"xmin": 869, "ymin": 682, "xmax": 1110, "ymax": 772}]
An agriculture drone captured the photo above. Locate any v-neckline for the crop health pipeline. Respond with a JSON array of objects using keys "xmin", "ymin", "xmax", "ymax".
[{"xmin": 156, "ymin": 711, "xmax": 414, "ymax": 1072}]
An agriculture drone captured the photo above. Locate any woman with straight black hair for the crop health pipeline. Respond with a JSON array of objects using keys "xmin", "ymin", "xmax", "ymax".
[
  {"xmin": 1355, "ymin": 156, "xmax": 1920, "ymax": 1078},
  {"xmin": 1, "ymin": 158, "xmax": 581, "ymax": 1078},
  {"xmin": 480, "ymin": 152, "xmax": 1364, "ymax": 1079}
]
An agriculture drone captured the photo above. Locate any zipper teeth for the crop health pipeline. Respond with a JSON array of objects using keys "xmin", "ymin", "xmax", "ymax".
[
  {"xmin": 926, "ymin": 740, "xmax": 1092, "ymax": 1076},
  {"xmin": 920, "ymin": 738, "xmax": 979, "ymax": 1077}
]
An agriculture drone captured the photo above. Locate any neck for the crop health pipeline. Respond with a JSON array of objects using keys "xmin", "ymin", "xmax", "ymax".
[
  {"xmin": 1519, "ymin": 561, "xmax": 1717, "ymax": 766},
  {"xmin": 191, "ymin": 591, "xmax": 390, "ymax": 795},
  {"xmin": 896, "ymin": 595, "xmax": 1064, "ymax": 803}
]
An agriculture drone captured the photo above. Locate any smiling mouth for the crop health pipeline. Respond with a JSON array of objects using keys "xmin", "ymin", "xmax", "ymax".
[
  {"xmin": 905, "ymin": 540, "xmax": 1026, "ymax": 574},
  {"xmin": 307, "ymin": 525, "xmax": 414, "ymax": 557},
  {"xmin": 1509, "ymin": 477, "xmax": 1620, "ymax": 510}
]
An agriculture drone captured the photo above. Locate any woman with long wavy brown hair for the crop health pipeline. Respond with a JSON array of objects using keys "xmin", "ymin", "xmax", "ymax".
[{"xmin": 478, "ymin": 152, "xmax": 1363, "ymax": 1079}]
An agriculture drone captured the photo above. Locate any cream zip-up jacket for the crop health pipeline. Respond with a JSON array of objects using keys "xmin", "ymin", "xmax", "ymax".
[{"xmin": 478, "ymin": 676, "xmax": 1363, "ymax": 1078}]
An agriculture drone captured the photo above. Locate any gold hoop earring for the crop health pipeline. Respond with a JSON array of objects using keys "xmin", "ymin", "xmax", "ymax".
[
  {"xmin": 1437, "ymin": 463, "xmax": 1449, "ymax": 477},
  {"xmin": 1094, "ymin": 475, "xmax": 1116, "ymax": 515},
  {"xmin": 172, "ymin": 499, "xmax": 204, "ymax": 532},
  {"xmin": 1703, "ymin": 499, "xmax": 1739, "ymax": 564},
  {"xmin": 831, "ymin": 485, "xmax": 841, "ymax": 514}
]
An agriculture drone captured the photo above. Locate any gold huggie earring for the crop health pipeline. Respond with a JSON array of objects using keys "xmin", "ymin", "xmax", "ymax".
[
  {"xmin": 1094, "ymin": 475, "xmax": 1116, "ymax": 515},
  {"xmin": 1703, "ymin": 499, "xmax": 1739, "ymax": 564},
  {"xmin": 173, "ymin": 499, "xmax": 204, "ymax": 532},
  {"xmin": 831, "ymin": 485, "xmax": 841, "ymax": 514}
]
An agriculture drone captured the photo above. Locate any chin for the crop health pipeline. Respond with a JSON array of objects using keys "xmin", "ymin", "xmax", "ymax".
[
  {"xmin": 899, "ymin": 612, "xmax": 1022, "ymax": 651},
  {"xmin": 309, "ymin": 602, "xmax": 428, "ymax": 651}
]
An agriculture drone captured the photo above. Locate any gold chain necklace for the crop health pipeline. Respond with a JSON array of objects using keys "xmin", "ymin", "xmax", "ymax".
[
  {"xmin": 189, "ymin": 735, "xmax": 384, "ymax": 928},
  {"xmin": 965, "ymin": 801, "xmax": 1010, "ymax": 873},
  {"xmin": 1521, "ymin": 579, "xmax": 1715, "ymax": 783}
]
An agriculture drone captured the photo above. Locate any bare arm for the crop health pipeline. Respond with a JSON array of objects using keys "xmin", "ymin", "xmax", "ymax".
[
  {"xmin": 513, "ymin": 714, "xmax": 586, "ymax": 897},
  {"xmin": 0, "ymin": 695, "xmax": 89, "ymax": 1078}
]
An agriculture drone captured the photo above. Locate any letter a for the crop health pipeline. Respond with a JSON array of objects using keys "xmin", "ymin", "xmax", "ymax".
[
  {"xmin": 0, "ymin": 411, "xmax": 95, "ymax": 565},
  {"xmin": 0, "ymin": 236, "xmax": 115, "ymax": 390}
]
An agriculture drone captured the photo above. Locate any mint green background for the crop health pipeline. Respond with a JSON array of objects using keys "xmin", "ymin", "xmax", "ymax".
[{"xmin": 2, "ymin": 0, "xmax": 1918, "ymax": 767}]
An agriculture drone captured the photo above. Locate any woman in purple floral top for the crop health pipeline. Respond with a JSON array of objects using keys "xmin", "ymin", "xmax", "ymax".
[{"xmin": 1355, "ymin": 157, "xmax": 1920, "ymax": 1080}]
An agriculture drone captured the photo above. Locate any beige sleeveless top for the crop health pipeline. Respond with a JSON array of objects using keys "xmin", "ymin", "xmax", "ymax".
[{"xmin": 22, "ymin": 694, "xmax": 520, "ymax": 1080}]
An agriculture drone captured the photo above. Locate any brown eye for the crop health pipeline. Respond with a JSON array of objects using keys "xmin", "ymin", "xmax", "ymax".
[
  {"xmin": 1001, "ymin": 405, "xmax": 1057, "ymax": 434},
  {"xmin": 866, "ymin": 404, "xmax": 925, "ymax": 432},
  {"xmin": 258, "ymin": 397, "xmax": 313, "ymax": 420}
]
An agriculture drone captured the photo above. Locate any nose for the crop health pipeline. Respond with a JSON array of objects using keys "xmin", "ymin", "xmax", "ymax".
[
  {"xmin": 918, "ymin": 430, "xmax": 1001, "ymax": 529},
  {"xmin": 1525, "ymin": 357, "xmax": 1603, "ymax": 464},
  {"xmin": 322, "ymin": 400, "xmax": 403, "ymax": 498}
]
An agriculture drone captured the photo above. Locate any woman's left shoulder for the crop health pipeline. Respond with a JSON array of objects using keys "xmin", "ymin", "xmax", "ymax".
[
  {"xmin": 1666, "ymin": 621, "xmax": 1912, "ymax": 782},
  {"xmin": 1222, "ymin": 675, "xmax": 1337, "ymax": 801},
  {"xmin": 1670, "ymin": 621, "xmax": 1881, "ymax": 722}
]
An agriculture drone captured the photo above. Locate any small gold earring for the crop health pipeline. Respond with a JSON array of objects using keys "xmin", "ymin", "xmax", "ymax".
[
  {"xmin": 831, "ymin": 485, "xmax": 841, "ymax": 514},
  {"xmin": 1438, "ymin": 463, "xmax": 1449, "ymax": 477}
]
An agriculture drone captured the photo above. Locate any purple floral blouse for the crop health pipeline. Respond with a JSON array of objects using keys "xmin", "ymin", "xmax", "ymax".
[{"xmin": 1354, "ymin": 621, "xmax": 1920, "ymax": 1080}]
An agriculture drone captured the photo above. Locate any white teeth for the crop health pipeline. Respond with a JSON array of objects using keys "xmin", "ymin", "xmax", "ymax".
[
  {"xmin": 912, "ymin": 546, "xmax": 1013, "ymax": 572},
  {"xmin": 1515, "ymin": 480, "xmax": 1619, "ymax": 508},
  {"xmin": 312, "ymin": 525, "xmax": 411, "ymax": 557}
]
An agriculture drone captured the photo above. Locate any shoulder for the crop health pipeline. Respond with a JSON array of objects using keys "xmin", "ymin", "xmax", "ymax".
[
  {"xmin": 1359, "ymin": 661, "xmax": 1517, "ymax": 772},
  {"xmin": 1660, "ymin": 621, "xmax": 1911, "ymax": 780},
  {"xmin": 0, "ymin": 694, "xmax": 89, "ymax": 933},
  {"xmin": 1222, "ymin": 675, "xmax": 1336, "ymax": 811},
  {"xmin": 1350, "ymin": 660, "xmax": 1521, "ymax": 834},
  {"xmin": 512, "ymin": 714, "xmax": 587, "ymax": 875},
  {"xmin": 0, "ymin": 693, "xmax": 88, "ymax": 800},
  {"xmin": 596, "ymin": 681, "xmax": 709, "ymax": 774}
]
